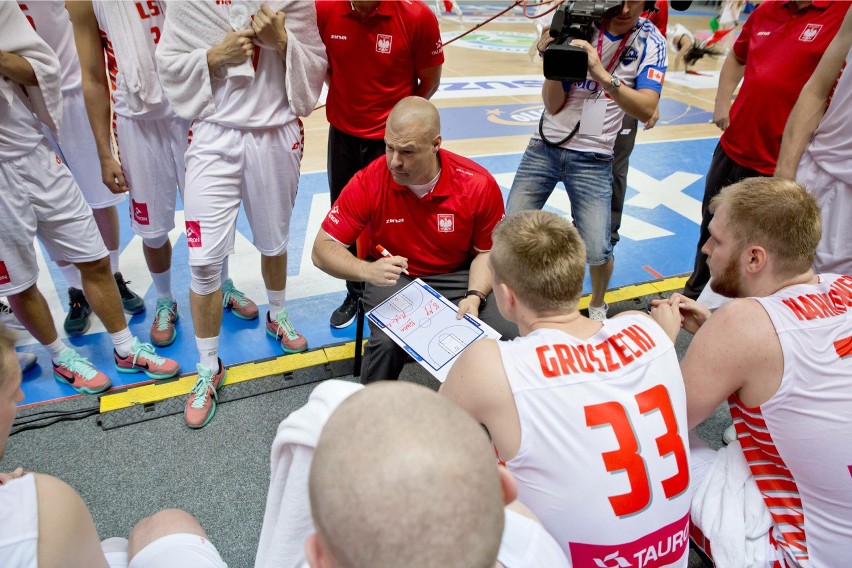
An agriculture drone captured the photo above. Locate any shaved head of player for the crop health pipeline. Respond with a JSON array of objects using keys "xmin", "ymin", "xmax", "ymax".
[{"xmin": 305, "ymin": 381, "xmax": 508, "ymax": 568}]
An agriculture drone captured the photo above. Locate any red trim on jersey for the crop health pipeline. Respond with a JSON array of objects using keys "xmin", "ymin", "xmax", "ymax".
[
  {"xmin": 316, "ymin": 0, "xmax": 444, "ymax": 139},
  {"xmin": 720, "ymin": 0, "xmax": 847, "ymax": 175},
  {"xmin": 729, "ymin": 394, "xmax": 810, "ymax": 565},
  {"xmin": 321, "ymin": 150, "xmax": 504, "ymax": 277}
]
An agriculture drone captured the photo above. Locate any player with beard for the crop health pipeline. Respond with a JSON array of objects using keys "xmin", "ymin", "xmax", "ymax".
[{"xmin": 651, "ymin": 177, "xmax": 852, "ymax": 566}]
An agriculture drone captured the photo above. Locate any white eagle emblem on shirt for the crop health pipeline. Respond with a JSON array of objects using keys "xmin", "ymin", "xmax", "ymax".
[
  {"xmin": 438, "ymin": 214, "xmax": 454, "ymax": 232},
  {"xmin": 799, "ymin": 24, "xmax": 823, "ymax": 42},
  {"xmin": 377, "ymin": 34, "xmax": 392, "ymax": 54}
]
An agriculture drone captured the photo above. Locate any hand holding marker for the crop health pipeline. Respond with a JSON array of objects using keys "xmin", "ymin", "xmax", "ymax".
[{"xmin": 376, "ymin": 245, "xmax": 410, "ymax": 276}]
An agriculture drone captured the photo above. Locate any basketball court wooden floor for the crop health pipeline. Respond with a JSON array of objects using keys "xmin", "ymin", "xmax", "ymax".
[{"xmin": 13, "ymin": 3, "xmax": 734, "ymax": 408}]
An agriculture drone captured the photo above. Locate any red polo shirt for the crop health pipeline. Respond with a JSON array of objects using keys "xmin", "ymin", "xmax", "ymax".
[
  {"xmin": 720, "ymin": 0, "xmax": 848, "ymax": 175},
  {"xmin": 316, "ymin": 0, "xmax": 444, "ymax": 139},
  {"xmin": 321, "ymin": 150, "xmax": 505, "ymax": 277}
]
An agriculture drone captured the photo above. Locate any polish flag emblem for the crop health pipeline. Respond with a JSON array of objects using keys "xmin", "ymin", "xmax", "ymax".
[
  {"xmin": 377, "ymin": 34, "xmax": 392, "ymax": 54},
  {"xmin": 800, "ymin": 24, "xmax": 822, "ymax": 42},
  {"xmin": 438, "ymin": 214, "xmax": 454, "ymax": 232}
]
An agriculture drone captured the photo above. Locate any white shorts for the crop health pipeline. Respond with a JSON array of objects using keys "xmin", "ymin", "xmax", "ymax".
[
  {"xmin": 102, "ymin": 534, "xmax": 228, "ymax": 568},
  {"xmin": 114, "ymin": 114, "xmax": 190, "ymax": 238},
  {"xmin": 43, "ymin": 88, "xmax": 125, "ymax": 209},
  {"xmin": 0, "ymin": 139, "xmax": 107, "ymax": 296},
  {"xmin": 183, "ymin": 120, "xmax": 302, "ymax": 265},
  {"xmin": 797, "ymin": 151, "xmax": 852, "ymax": 275}
]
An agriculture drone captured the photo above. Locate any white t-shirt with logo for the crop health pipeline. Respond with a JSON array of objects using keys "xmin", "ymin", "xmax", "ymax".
[{"xmin": 538, "ymin": 18, "xmax": 667, "ymax": 155}]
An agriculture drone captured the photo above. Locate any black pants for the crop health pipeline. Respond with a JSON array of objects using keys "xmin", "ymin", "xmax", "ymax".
[
  {"xmin": 327, "ymin": 125, "xmax": 386, "ymax": 299},
  {"xmin": 683, "ymin": 143, "xmax": 766, "ymax": 299},
  {"xmin": 360, "ymin": 269, "xmax": 519, "ymax": 383},
  {"xmin": 611, "ymin": 114, "xmax": 638, "ymax": 247}
]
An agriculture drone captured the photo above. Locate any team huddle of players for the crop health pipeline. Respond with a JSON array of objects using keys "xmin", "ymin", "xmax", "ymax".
[{"xmin": 1, "ymin": 1, "xmax": 851, "ymax": 566}]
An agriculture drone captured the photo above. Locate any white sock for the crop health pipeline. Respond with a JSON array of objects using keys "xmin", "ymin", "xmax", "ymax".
[
  {"xmin": 59, "ymin": 265, "xmax": 83, "ymax": 290},
  {"xmin": 196, "ymin": 336, "xmax": 219, "ymax": 371},
  {"xmin": 109, "ymin": 250, "xmax": 120, "ymax": 274},
  {"xmin": 110, "ymin": 328, "xmax": 134, "ymax": 357},
  {"xmin": 46, "ymin": 339, "xmax": 67, "ymax": 362},
  {"xmin": 267, "ymin": 289, "xmax": 286, "ymax": 317},
  {"xmin": 151, "ymin": 269, "xmax": 173, "ymax": 300},
  {"xmin": 221, "ymin": 256, "xmax": 230, "ymax": 284}
]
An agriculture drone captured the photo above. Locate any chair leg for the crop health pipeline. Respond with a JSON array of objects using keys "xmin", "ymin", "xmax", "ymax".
[{"xmin": 353, "ymin": 297, "xmax": 365, "ymax": 377}]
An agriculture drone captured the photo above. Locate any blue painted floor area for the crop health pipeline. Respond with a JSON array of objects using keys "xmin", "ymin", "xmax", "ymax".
[
  {"xmin": 16, "ymin": 135, "xmax": 718, "ymax": 406},
  {"xmin": 441, "ymin": 98, "xmax": 712, "ymax": 140}
]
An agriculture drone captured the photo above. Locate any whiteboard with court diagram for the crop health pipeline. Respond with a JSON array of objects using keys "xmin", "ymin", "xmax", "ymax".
[{"xmin": 367, "ymin": 279, "xmax": 501, "ymax": 382}]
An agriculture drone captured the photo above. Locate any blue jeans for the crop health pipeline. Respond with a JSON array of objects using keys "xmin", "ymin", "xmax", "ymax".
[{"xmin": 506, "ymin": 138, "xmax": 614, "ymax": 265}]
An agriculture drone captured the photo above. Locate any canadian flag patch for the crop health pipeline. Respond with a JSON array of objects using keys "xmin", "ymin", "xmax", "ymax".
[
  {"xmin": 185, "ymin": 221, "xmax": 202, "ymax": 248},
  {"xmin": 437, "ymin": 214, "xmax": 454, "ymax": 233},
  {"xmin": 647, "ymin": 68, "xmax": 665, "ymax": 83},
  {"xmin": 0, "ymin": 261, "xmax": 9, "ymax": 285}
]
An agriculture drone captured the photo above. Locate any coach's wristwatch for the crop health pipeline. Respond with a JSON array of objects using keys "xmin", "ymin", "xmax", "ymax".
[
  {"xmin": 606, "ymin": 75, "xmax": 622, "ymax": 93},
  {"xmin": 464, "ymin": 290, "xmax": 488, "ymax": 309}
]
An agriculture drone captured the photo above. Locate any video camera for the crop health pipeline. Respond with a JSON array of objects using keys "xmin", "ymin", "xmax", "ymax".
[{"xmin": 542, "ymin": 0, "xmax": 625, "ymax": 83}]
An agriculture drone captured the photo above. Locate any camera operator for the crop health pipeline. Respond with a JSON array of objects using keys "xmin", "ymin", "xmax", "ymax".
[{"xmin": 507, "ymin": 0, "xmax": 667, "ymax": 321}]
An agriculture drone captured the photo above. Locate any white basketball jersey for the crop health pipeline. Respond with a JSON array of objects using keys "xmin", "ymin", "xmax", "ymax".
[
  {"xmin": 92, "ymin": 0, "xmax": 172, "ymax": 120},
  {"xmin": 806, "ymin": 48, "xmax": 852, "ymax": 185},
  {"xmin": 202, "ymin": 2, "xmax": 293, "ymax": 129},
  {"xmin": 730, "ymin": 274, "xmax": 852, "ymax": 567},
  {"xmin": 498, "ymin": 314, "xmax": 691, "ymax": 567},
  {"xmin": 0, "ymin": 84, "xmax": 44, "ymax": 161},
  {"xmin": 18, "ymin": 1, "xmax": 81, "ymax": 93}
]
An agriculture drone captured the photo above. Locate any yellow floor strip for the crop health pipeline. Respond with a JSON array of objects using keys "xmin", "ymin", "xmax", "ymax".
[
  {"xmin": 100, "ymin": 341, "xmax": 367, "ymax": 413},
  {"xmin": 100, "ymin": 276, "xmax": 687, "ymax": 414},
  {"xmin": 577, "ymin": 275, "xmax": 685, "ymax": 310}
]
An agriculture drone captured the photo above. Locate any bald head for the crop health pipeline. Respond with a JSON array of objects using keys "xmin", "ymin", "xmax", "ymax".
[
  {"xmin": 387, "ymin": 96, "xmax": 441, "ymax": 141},
  {"xmin": 309, "ymin": 382, "xmax": 504, "ymax": 568}
]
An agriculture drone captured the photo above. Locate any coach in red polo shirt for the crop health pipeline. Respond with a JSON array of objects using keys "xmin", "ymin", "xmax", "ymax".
[
  {"xmin": 683, "ymin": 0, "xmax": 849, "ymax": 300},
  {"xmin": 312, "ymin": 97, "xmax": 517, "ymax": 383},
  {"xmin": 316, "ymin": 0, "xmax": 444, "ymax": 329}
]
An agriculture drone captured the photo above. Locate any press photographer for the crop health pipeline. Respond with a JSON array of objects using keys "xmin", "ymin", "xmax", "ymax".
[{"xmin": 506, "ymin": 0, "xmax": 667, "ymax": 322}]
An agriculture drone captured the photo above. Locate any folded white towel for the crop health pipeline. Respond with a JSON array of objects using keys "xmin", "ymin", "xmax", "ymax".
[
  {"xmin": 691, "ymin": 440, "xmax": 773, "ymax": 568},
  {"xmin": 96, "ymin": 1, "xmax": 163, "ymax": 113},
  {"xmin": 0, "ymin": 2, "xmax": 63, "ymax": 133},
  {"xmin": 156, "ymin": 0, "xmax": 327, "ymax": 121},
  {"xmin": 254, "ymin": 380, "xmax": 363, "ymax": 568}
]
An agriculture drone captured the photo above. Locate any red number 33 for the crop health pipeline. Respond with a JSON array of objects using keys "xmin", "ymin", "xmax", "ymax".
[{"xmin": 585, "ymin": 384, "xmax": 689, "ymax": 517}]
